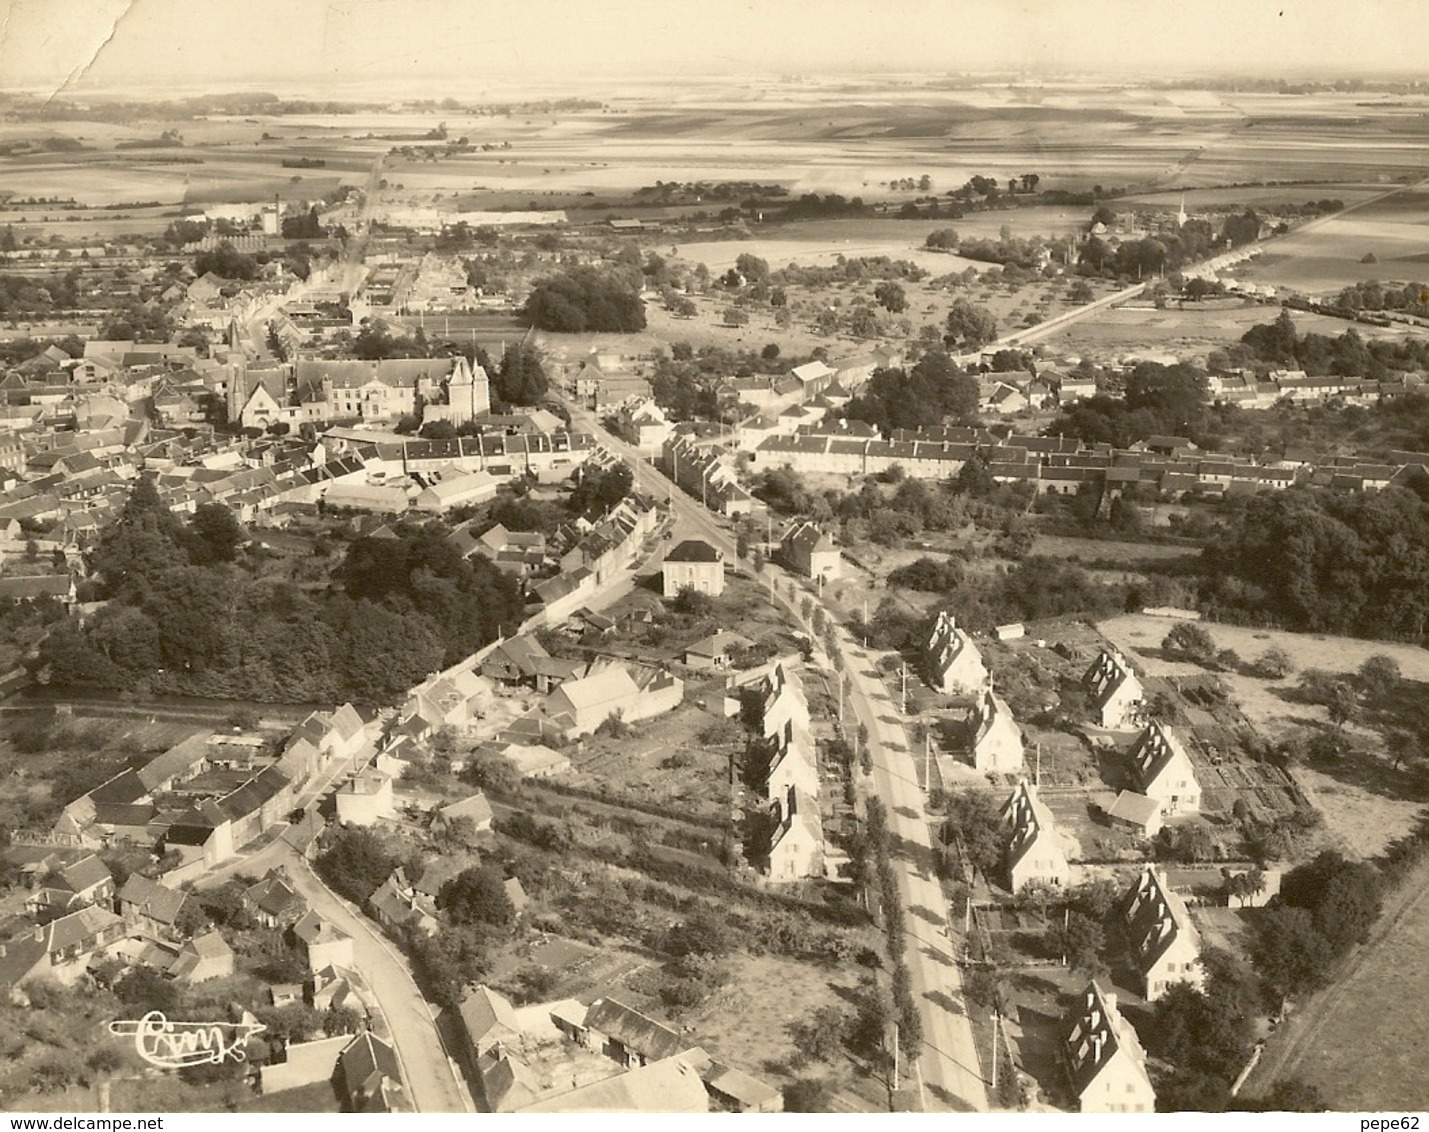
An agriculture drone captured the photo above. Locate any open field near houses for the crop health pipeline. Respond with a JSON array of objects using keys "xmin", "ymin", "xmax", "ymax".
[
  {"xmin": 1250, "ymin": 856, "xmax": 1429, "ymax": 1111},
  {"xmin": 1097, "ymin": 612, "xmax": 1429, "ymax": 857}
]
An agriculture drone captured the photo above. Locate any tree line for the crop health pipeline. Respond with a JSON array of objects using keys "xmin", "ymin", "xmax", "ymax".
[{"xmin": 34, "ymin": 478, "xmax": 524, "ymax": 703}]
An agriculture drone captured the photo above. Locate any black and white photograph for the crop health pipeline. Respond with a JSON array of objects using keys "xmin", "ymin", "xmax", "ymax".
[{"xmin": 0, "ymin": 0, "xmax": 1425, "ymax": 1118}]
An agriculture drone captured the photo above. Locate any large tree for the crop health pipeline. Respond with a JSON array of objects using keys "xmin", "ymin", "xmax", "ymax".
[
  {"xmin": 494, "ymin": 344, "xmax": 549, "ymax": 405},
  {"xmin": 524, "ymin": 267, "xmax": 645, "ymax": 332},
  {"xmin": 439, "ymin": 865, "xmax": 515, "ymax": 927},
  {"xmin": 944, "ymin": 299, "xmax": 998, "ymax": 349}
]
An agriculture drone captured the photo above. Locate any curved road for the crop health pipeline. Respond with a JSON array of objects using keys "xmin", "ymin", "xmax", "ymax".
[
  {"xmin": 562, "ymin": 398, "xmax": 988, "ymax": 1112},
  {"xmin": 196, "ymin": 839, "xmax": 471, "ymax": 1114}
]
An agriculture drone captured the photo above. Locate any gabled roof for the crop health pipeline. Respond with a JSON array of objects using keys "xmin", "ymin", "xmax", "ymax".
[
  {"xmin": 329, "ymin": 702, "xmax": 366, "ymax": 741},
  {"xmin": 438, "ymin": 792, "xmax": 493, "ymax": 827},
  {"xmin": 137, "ymin": 731, "xmax": 213, "ymax": 792},
  {"xmin": 1002, "ymin": 781, "xmax": 1058, "ymax": 872},
  {"xmin": 0, "ymin": 930, "xmax": 47, "ymax": 989},
  {"xmin": 1106, "ymin": 790, "xmax": 1160, "ymax": 828},
  {"xmin": 519, "ymin": 1055, "xmax": 708, "ymax": 1113},
  {"xmin": 293, "ymin": 909, "xmax": 349, "ymax": 948},
  {"xmin": 337, "ymin": 1030, "xmax": 402, "ymax": 1099},
  {"xmin": 548, "ymin": 666, "xmax": 640, "ymax": 712},
  {"xmin": 1130, "ymin": 720, "xmax": 1193, "ymax": 792},
  {"xmin": 87, "ymin": 768, "xmax": 148, "ymax": 806},
  {"xmin": 582, "ymin": 997, "xmax": 689, "ymax": 1062},
  {"xmin": 1125, "ymin": 867, "xmax": 1198, "ymax": 971},
  {"xmin": 118, "ymin": 873, "xmax": 188, "ymax": 925},
  {"xmin": 244, "ymin": 870, "xmax": 304, "ymax": 918},
  {"xmin": 459, "ymin": 984, "xmax": 522, "ymax": 1051},
  {"xmin": 44, "ymin": 903, "xmax": 122, "ymax": 952},
  {"xmin": 1065, "ymin": 980, "xmax": 1152, "ymax": 1101},
  {"xmin": 58, "ymin": 855, "xmax": 111, "ymax": 894}
]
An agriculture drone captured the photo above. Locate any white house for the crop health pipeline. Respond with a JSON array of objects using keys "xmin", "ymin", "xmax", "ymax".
[
  {"xmin": 924, "ymin": 610, "xmax": 988, "ymax": 694},
  {"xmin": 1130, "ymin": 721, "xmax": 1201, "ymax": 815},
  {"xmin": 1084, "ymin": 649, "xmax": 1144, "ymax": 729},
  {"xmin": 1064, "ymin": 981, "xmax": 1156, "ymax": 1114},
  {"xmin": 661, "ymin": 539, "xmax": 725, "ymax": 598},
  {"xmin": 1003, "ymin": 780, "xmax": 1071, "ymax": 891},
  {"xmin": 1124, "ymin": 867, "xmax": 1203, "ymax": 1002},
  {"xmin": 969, "ymin": 686, "xmax": 1023, "ymax": 773},
  {"xmin": 767, "ymin": 785, "xmax": 822, "ymax": 882},
  {"xmin": 335, "ymin": 769, "xmax": 396, "ymax": 826}
]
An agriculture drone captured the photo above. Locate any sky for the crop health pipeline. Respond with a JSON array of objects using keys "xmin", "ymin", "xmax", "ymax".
[{"xmin": 0, "ymin": 0, "xmax": 1424, "ymax": 97}]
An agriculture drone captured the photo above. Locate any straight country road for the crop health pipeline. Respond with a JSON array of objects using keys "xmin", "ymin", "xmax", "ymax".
[{"xmin": 562, "ymin": 398, "xmax": 988, "ymax": 1111}]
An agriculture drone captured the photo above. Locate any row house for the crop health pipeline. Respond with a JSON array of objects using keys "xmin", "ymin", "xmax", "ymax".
[{"xmin": 660, "ymin": 435, "xmax": 756, "ymax": 517}]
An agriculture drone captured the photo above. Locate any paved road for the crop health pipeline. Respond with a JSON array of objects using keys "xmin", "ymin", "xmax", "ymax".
[
  {"xmin": 832, "ymin": 634, "xmax": 989, "ymax": 1113},
  {"xmin": 192, "ymin": 832, "xmax": 470, "ymax": 1113},
  {"xmin": 281, "ymin": 849, "xmax": 472, "ymax": 1113},
  {"xmin": 561, "ymin": 399, "xmax": 988, "ymax": 1111}
]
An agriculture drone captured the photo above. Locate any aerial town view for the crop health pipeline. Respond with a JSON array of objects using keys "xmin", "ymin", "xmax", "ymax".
[{"xmin": 0, "ymin": 0, "xmax": 1426, "ymax": 1119}]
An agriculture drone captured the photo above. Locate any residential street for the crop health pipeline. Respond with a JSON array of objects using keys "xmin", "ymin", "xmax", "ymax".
[
  {"xmin": 563, "ymin": 400, "xmax": 989, "ymax": 1112},
  {"xmin": 281, "ymin": 848, "xmax": 473, "ymax": 1113},
  {"xmin": 192, "ymin": 838, "xmax": 472, "ymax": 1113}
]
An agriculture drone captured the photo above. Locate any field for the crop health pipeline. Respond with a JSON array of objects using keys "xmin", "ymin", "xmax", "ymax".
[
  {"xmin": 1037, "ymin": 297, "xmax": 1429, "ymax": 363},
  {"xmin": 1118, "ymin": 183, "xmax": 1392, "ymax": 209},
  {"xmin": 1237, "ymin": 186, "xmax": 1429, "ymax": 295},
  {"xmin": 687, "ymin": 952, "xmax": 882, "ymax": 1109},
  {"xmin": 1097, "ymin": 613, "xmax": 1429, "ymax": 857},
  {"xmin": 1250, "ymin": 856, "xmax": 1429, "ymax": 1111},
  {"xmin": 8, "ymin": 80, "xmax": 1429, "ymax": 256}
]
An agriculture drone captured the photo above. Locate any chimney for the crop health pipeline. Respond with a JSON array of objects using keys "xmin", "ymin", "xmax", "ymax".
[{"xmin": 1104, "ymin": 992, "xmax": 1117, "ymax": 1014}]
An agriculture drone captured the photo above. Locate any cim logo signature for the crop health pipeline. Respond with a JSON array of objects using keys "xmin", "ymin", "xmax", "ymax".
[{"xmin": 108, "ymin": 1011, "xmax": 266, "ymax": 1069}]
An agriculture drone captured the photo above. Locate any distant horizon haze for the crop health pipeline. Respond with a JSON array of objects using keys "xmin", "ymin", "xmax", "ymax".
[{"xmin": 0, "ymin": 0, "xmax": 1423, "ymax": 99}]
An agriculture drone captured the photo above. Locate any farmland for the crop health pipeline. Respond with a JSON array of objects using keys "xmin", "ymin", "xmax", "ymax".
[
  {"xmin": 1236, "ymin": 186, "xmax": 1429, "ymax": 295},
  {"xmin": 1250, "ymin": 856, "xmax": 1429, "ymax": 1111},
  {"xmin": 1036, "ymin": 297, "xmax": 1429, "ymax": 362}
]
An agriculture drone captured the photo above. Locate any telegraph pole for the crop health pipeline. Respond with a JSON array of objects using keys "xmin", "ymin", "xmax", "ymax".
[
  {"xmin": 900, "ymin": 662, "xmax": 907, "ymax": 715},
  {"xmin": 990, "ymin": 1013, "xmax": 1000, "ymax": 1092}
]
